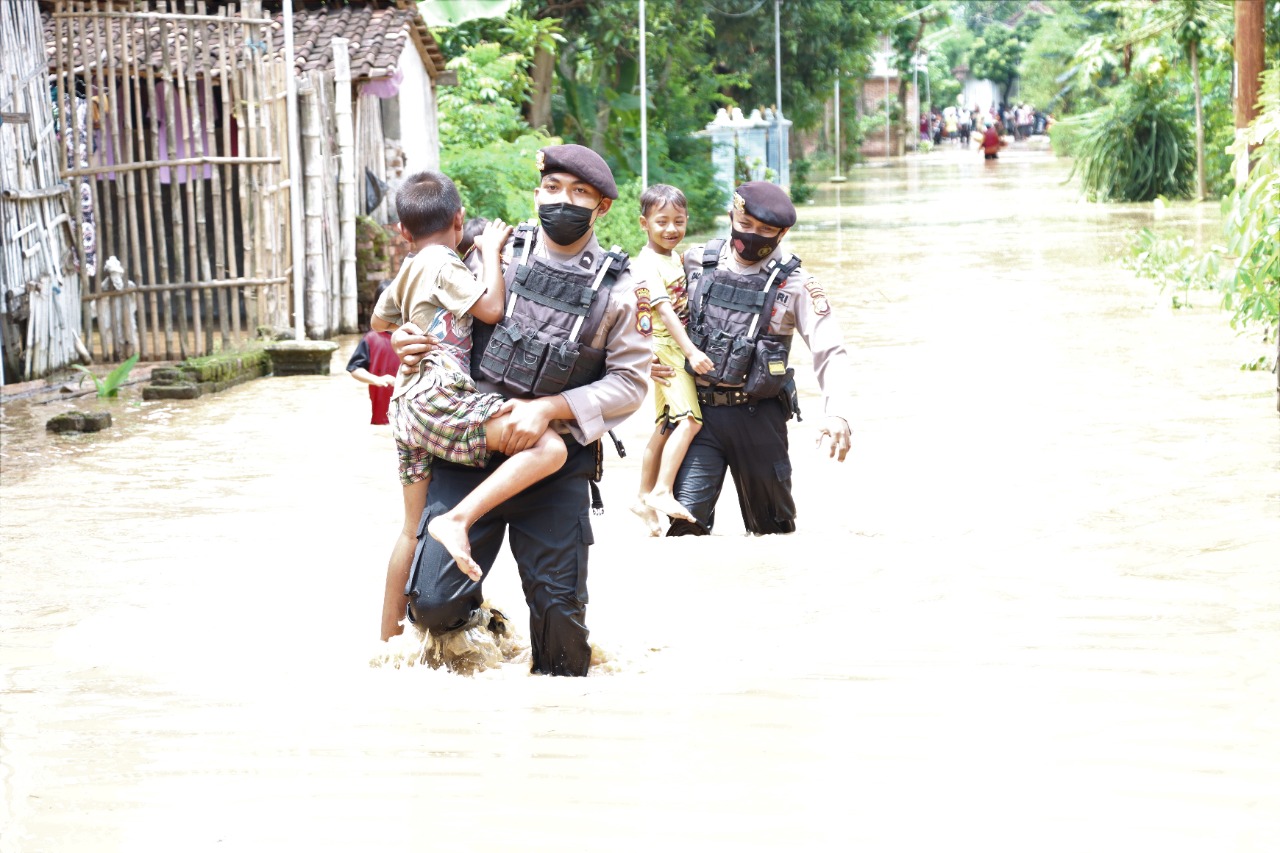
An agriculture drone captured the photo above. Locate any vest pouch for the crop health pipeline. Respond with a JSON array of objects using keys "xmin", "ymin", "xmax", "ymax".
[
  {"xmin": 719, "ymin": 335, "xmax": 755, "ymax": 386},
  {"xmin": 691, "ymin": 327, "xmax": 733, "ymax": 379},
  {"xmin": 504, "ymin": 333, "xmax": 548, "ymax": 395},
  {"xmin": 683, "ymin": 323, "xmax": 711, "ymax": 376},
  {"xmin": 565, "ymin": 343, "xmax": 606, "ymax": 390},
  {"xmin": 532, "ymin": 340, "xmax": 580, "ymax": 396},
  {"xmin": 478, "ymin": 319, "xmax": 522, "ymax": 386},
  {"xmin": 743, "ymin": 337, "xmax": 791, "ymax": 398}
]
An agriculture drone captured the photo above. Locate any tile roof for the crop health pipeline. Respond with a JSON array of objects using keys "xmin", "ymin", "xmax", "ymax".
[{"xmin": 44, "ymin": 1, "xmax": 446, "ymax": 81}]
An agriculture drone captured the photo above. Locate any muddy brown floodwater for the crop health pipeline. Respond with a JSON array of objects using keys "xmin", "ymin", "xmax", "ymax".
[{"xmin": 2, "ymin": 146, "xmax": 1278, "ymax": 851}]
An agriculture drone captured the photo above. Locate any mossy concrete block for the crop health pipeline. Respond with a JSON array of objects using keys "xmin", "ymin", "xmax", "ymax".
[
  {"xmin": 143, "ymin": 383, "xmax": 202, "ymax": 400},
  {"xmin": 46, "ymin": 410, "xmax": 111, "ymax": 433},
  {"xmin": 266, "ymin": 340, "xmax": 339, "ymax": 376},
  {"xmin": 46, "ymin": 412, "xmax": 85, "ymax": 432},
  {"xmin": 150, "ymin": 367, "xmax": 183, "ymax": 385}
]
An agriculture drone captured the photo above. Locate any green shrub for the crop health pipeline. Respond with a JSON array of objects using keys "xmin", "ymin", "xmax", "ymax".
[
  {"xmin": 443, "ymin": 133, "xmax": 548, "ymax": 226},
  {"xmin": 1069, "ymin": 78, "xmax": 1194, "ymax": 202},
  {"xmin": 593, "ymin": 176, "xmax": 646, "ymax": 257}
]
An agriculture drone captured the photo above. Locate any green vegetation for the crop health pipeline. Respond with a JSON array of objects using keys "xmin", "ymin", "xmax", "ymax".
[
  {"xmin": 74, "ymin": 354, "xmax": 139, "ymax": 398},
  {"xmin": 1127, "ymin": 68, "xmax": 1280, "ymax": 341},
  {"xmin": 1068, "ymin": 78, "xmax": 1193, "ymax": 202}
]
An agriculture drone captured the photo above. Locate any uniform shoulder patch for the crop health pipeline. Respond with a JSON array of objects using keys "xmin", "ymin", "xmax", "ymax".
[
  {"xmin": 635, "ymin": 286, "xmax": 653, "ymax": 336},
  {"xmin": 804, "ymin": 280, "xmax": 831, "ymax": 316}
]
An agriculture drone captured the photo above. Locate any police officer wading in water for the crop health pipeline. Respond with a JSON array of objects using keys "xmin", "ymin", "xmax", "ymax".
[
  {"xmin": 655, "ymin": 181, "xmax": 853, "ymax": 536},
  {"xmin": 390, "ymin": 145, "xmax": 649, "ymax": 676}
]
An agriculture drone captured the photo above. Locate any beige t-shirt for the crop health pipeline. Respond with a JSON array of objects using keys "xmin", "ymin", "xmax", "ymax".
[
  {"xmin": 373, "ymin": 244, "xmax": 486, "ymax": 400},
  {"xmin": 632, "ymin": 246, "xmax": 688, "ymax": 338}
]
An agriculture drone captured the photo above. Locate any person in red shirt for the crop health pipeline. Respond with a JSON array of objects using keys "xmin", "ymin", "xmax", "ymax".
[
  {"xmin": 981, "ymin": 120, "xmax": 1007, "ymax": 161},
  {"xmin": 346, "ymin": 282, "xmax": 401, "ymax": 425}
]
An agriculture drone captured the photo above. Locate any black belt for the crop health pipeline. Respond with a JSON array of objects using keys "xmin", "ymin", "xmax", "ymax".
[{"xmin": 697, "ymin": 387, "xmax": 750, "ymax": 407}]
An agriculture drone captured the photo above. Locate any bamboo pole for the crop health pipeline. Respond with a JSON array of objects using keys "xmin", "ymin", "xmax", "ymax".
[
  {"xmin": 55, "ymin": 1, "xmax": 91, "ymax": 367},
  {"xmin": 215, "ymin": 12, "xmax": 239, "ymax": 341},
  {"xmin": 334, "ymin": 37, "xmax": 356, "ymax": 333},
  {"xmin": 126, "ymin": 5, "xmax": 161, "ymax": 359},
  {"xmin": 281, "ymin": 0, "xmax": 304, "ymax": 339},
  {"xmin": 191, "ymin": 0, "xmax": 222, "ymax": 352},
  {"xmin": 300, "ymin": 73, "xmax": 326, "ymax": 338},
  {"xmin": 142, "ymin": 9, "xmax": 175, "ymax": 359},
  {"xmin": 158, "ymin": 1, "xmax": 190, "ymax": 357},
  {"xmin": 109, "ymin": 0, "xmax": 141, "ymax": 360},
  {"xmin": 102, "ymin": 0, "xmax": 126, "ymax": 357},
  {"xmin": 315, "ymin": 70, "xmax": 339, "ymax": 336},
  {"xmin": 173, "ymin": 0, "xmax": 208, "ymax": 355},
  {"xmin": 87, "ymin": 0, "xmax": 113, "ymax": 361},
  {"xmin": 80, "ymin": 275, "xmax": 288, "ymax": 297}
]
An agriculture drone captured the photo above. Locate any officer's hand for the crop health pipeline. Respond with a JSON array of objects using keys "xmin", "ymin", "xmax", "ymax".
[
  {"xmin": 688, "ymin": 350, "xmax": 713, "ymax": 375},
  {"xmin": 391, "ymin": 323, "xmax": 438, "ymax": 368},
  {"xmin": 815, "ymin": 416, "xmax": 851, "ymax": 462},
  {"xmin": 649, "ymin": 356, "xmax": 676, "ymax": 387},
  {"xmin": 494, "ymin": 397, "xmax": 555, "ymax": 454}
]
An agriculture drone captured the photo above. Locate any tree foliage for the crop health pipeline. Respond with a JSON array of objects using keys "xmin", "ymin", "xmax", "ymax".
[{"xmin": 1067, "ymin": 77, "xmax": 1193, "ymax": 202}]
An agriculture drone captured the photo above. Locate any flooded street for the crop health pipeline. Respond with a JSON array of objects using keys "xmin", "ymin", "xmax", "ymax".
[{"xmin": 2, "ymin": 146, "xmax": 1278, "ymax": 851}]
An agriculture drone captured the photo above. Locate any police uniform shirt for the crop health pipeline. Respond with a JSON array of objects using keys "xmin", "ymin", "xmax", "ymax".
[
  {"xmin": 689, "ymin": 240, "xmax": 853, "ymax": 421},
  {"xmin": 474, "ymin": 226, "xmax": 650, "ymax": 446}
]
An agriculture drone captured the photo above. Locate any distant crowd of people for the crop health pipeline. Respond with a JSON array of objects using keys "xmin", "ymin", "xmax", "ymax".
[{"xmin": 920, "ymin": 102, "xmax": 1054, "ymax": 149}]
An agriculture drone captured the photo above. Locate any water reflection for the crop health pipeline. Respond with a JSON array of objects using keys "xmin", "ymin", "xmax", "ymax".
[{"xmin": 2, "ymin": 147, "xmax": 1278, "ymax": 851}]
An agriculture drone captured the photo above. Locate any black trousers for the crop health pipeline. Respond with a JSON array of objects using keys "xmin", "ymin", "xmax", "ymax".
[
  {"xmin": 406, "ymin": 440, "xmax": 596, "ymax": 676},
  {"xmin": 668, "ymin": 397, "xmax": 796, "ymax": 536}
]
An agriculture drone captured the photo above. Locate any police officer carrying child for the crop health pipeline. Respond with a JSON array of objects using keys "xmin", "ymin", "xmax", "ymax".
[
  {"xmin": 656, "ymin": 181, "xmax": 852, "ymax": 536},
  {"xmin": 390, "ymin": 144, "xmax": 650, "ymax": 676}
]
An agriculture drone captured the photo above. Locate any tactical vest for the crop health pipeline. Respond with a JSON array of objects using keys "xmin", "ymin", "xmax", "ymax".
[
  {"xmin": 472, "ymin": 223, "xmax": 628, "ymax": 399},
  {"xmin": 683, "ymin": 238, "xmax": 801, "ymax": 399}
]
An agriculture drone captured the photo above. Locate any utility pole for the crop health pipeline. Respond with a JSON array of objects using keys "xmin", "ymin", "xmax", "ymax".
[{"xmin": 1234, "ymin": 0, "xmax": 1265, "ymax": 187}]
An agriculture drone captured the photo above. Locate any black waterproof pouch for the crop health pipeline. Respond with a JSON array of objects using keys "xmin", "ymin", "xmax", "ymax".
[
  {"xmin": 478, "ymin": 319, "xmax": 521, "ymax": 386},
  {"xmin": 532, "ymin": 340, "xmax": 581, "ymax": 396},
  {"xmin": 744, "ymin": 338, "xmax": 791, "ymax": 398},
  {"xmin": 565, "ymin": 343, "xmax": 605, "ymax": 390},
  {"xmin": 719, "ymin": 335, "xmax": 755, "ymax": 386},
  {"xmin": 505, "ymin": 333, "xmax": 547, "ymax": 395},
  {"xmin": 684, "ymin": 323, "xmax": 711, "ymax": 376}
]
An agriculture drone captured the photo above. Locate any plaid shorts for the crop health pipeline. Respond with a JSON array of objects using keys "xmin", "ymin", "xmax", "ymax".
[{"xmin": 392, "ymin": 365, "xmax": 507, "ymax": 485}]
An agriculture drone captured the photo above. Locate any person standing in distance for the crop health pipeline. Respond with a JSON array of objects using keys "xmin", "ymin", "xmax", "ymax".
[
  {"xmin": 389, "ymin": 144, "xmax": 650, "ymax": 676},
  {"xmin": 654, "ymin": 181, "xmax": 853, "ymax": 537}
]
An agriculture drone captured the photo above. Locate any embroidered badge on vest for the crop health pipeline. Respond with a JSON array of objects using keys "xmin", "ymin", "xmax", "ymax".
[
  {"xmin": 635, "ymin": 286, "xmax": 653, "ymax": 335},
  {"xmin": 805, "ymin": 281, "xmax": 831, "ymax": 316}
]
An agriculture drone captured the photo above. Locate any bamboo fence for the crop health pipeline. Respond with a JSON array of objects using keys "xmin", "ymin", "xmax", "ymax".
[
  {"xmin": 1, "ymin": 0, "xmax": 82, "ymax": 384},
  {"xmin": 46, "ymin": 0, "xmax": 293, "ymax": 369}
]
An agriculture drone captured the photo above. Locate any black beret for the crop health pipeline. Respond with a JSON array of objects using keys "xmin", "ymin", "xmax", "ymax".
[
  {"xmin": 536, "ymin": 144, "xmax": 618, "ymax": 200},
  {"xmin": 732, "ymin": 181, "xmax": 796, "ymax": 228}
]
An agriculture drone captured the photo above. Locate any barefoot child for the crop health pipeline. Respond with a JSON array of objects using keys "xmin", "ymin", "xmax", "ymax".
[
  {"xmin": 630, "ymin": 184, "xmax": 712, "ymax": 534},
  {"xmin": 373, "ymin": 171, "xmax": 566, "ymax": 581}
]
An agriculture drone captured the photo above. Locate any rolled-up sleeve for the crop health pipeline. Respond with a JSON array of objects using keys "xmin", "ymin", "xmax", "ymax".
[{"xmin": 793, "ymin": 274, "xmax": 854, "ymax": 421}]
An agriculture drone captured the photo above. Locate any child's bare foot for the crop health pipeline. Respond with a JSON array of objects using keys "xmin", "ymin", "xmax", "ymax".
[
  {"xmin": 644, "ymin": 490, "xmax": 696, "ymax": 523},
  {"xmin": 630, "ymin": 500, "xmax": 664, "ymax": 537},
  {"xmin": 427, "ymin": 514, "xmax": 482, "ymax": 581}
]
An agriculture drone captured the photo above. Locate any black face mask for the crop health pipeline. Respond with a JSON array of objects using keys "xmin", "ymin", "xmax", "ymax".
[
  {"xmin": 538, "ymin": 202, "xmax": 597, "ymax": 246},
  {"xmin": 730, "ymin": 227, "xmax": 783, "ymax": 262}
]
